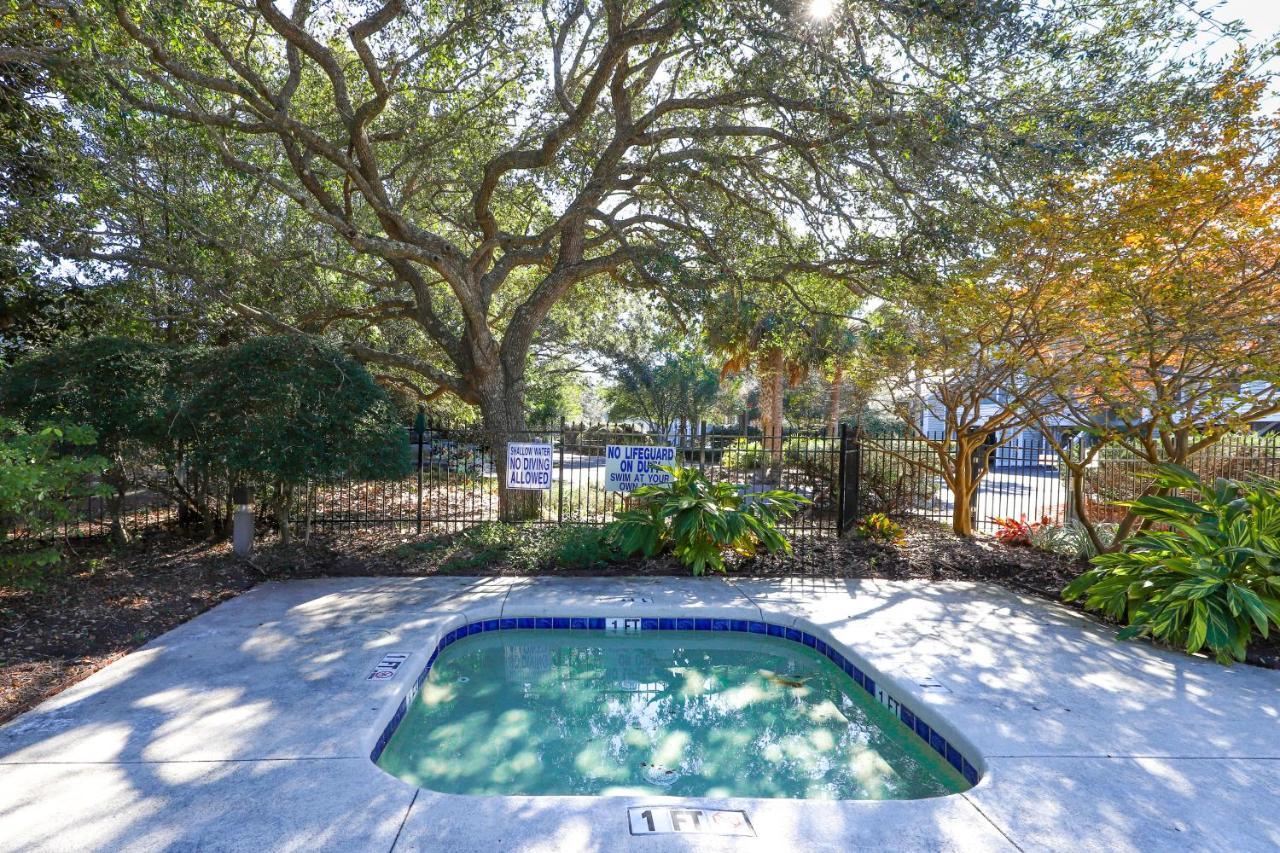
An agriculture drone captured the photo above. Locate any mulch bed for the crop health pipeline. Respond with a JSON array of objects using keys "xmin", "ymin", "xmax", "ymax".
[{"xmin": 2, "ymin": 521, "xmax": 1275, "ymax": 725}]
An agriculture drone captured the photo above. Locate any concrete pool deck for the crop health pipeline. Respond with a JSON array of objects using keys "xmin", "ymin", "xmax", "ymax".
[{"xmin": 1, "ymin": 576, "xmax": 1277, "ymax": 852}]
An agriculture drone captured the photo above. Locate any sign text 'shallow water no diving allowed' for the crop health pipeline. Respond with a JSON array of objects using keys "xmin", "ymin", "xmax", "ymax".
[
  {"xmin": 605, "ymin": 444, "xmax": 676, "ymax": 493},
  {"xmin": 505, "ymin": 442, "xmax": 553, "ymax": 490}
]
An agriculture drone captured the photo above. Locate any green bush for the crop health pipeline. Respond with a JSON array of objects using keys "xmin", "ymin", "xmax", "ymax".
[
  {"xmin": 0, "ymin": 418, "xmax": 109, "ymax": 586},
  {"xmin": 607, "ymin": 465, "xmax": 809, "ymax": 575},
  {"xmin": 1063, "ymin": 464, "xmax": 1280, "ymax": 663},
  {"xmin": 0, "ymin": 338, "xmax": 183, "ymax": 542},
  {"xmin": 723, "ymin": 438, "xmax": 766, "ymax": 471},
  {"xmin": 442, "ymin": 522, "xmax": 618, "ymax": 571},
  {"xmin": 185, "ymin": 336, "xmax": 411, "ymax": 543},
  {"xmin": 855, "ymin": 512, "xmax": 904, "ymax": 544},
  {"xmin": 782, "ymin": 437, "xmax": 836, "ymax": 480}
]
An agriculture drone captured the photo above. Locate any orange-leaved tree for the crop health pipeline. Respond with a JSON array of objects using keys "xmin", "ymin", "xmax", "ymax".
[{"xmin": 1000, "ymin": 64, "xmax": 1280, "ymax": 552}]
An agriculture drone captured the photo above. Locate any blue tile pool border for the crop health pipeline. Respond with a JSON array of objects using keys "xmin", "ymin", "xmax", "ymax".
[{"xmin": 369, "ymin": 617, "xmax": 982, "ymax": 789}]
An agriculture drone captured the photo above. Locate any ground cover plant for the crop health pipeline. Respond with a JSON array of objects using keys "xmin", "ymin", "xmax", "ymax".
[{"xmin": 1064, "ymin": 465, "xmax": 1280, "ymax": 663}]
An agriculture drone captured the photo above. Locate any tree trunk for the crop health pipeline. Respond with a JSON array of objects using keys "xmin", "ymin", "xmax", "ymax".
[
  {"xmin": 826, "ymin": 363, "xmax": 843, "ymax": 438},
  {"xmin": 950, "ymin": 437, "xmax": 981, "ymax": 537},
  {"xmin": 276, "ymin": 481, "xmax": 292, "ymax": 545},
  {"xmin": 758, "ymin": 347, "xmax": 785, "ymax": 483},
  {"xmin": 477, "ymin": 375, "xmax": 543, "ymax": 522},
  {"xmin": 107, "ymin": 479, "xmax": 132, "ymax": 547}
]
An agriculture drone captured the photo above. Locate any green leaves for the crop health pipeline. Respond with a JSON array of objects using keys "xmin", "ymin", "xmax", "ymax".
[
  {"xmin": 0, "ymin": 417, "xmax": 110, "ymax": 586},
  {"xmin": 605, "ymin": 465, "xmax": 808, "ymax": 575},
  {"xmin": 1063, "ymin": 465, "xmax": 1280, "ymax": 664}
]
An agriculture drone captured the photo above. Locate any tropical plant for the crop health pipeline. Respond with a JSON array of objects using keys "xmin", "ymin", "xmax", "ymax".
[
  {"xmin": 991, "ymin": 514, "xmax": 1053, "ymax": 547},
  {"xmin": 0, "ymin": 418, "xmax": 109, "ymax": 586},
  {"xmin": 607, "ymin": 465, "xmax": 808, "ymax": 575},
  {"xmin": 1063, "ymin": 464, "xmax": 1280, "ymax": 664},
  {"xmin": 855, "ymin": 513, "xmax": 905, "ymax": 545}
]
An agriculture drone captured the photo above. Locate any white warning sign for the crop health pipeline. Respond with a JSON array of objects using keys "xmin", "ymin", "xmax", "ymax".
[{"xmin": 604, "ymin": 444, "xmax": 676, "ymax": 493}]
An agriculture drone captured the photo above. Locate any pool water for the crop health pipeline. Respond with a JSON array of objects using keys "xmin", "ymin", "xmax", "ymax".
[{"xmin": 375, "ymin": 630, "xmax": 969, "ymax": 800}]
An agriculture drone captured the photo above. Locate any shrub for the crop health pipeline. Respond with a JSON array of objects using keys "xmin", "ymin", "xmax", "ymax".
[
  {"xmin": 185, "ymin": 336, "xmax": 411, "ymax": 543},
  {"xmin": 0, "ymin": 419, "xmax": 109, "ymax": 586},
  {"xmin": 782, "ymin": 437, "xmax": 836, "ymax": 480},
  {"xmin": 0, "ymin": 338, "xmax": 183, "ymax": 542},
  {"xmin": 440, "ymin": 523, "xmax": 618, "ymax": 572},
  {"xmin": 1028, "ymin": 520, "xmax": 1119, "ymax": 559},
  {"xmin": 607, "ymin": 465, "xmax": 809, "ymax": 575},
  {"xmin": 723, "ymin": 438, "xmax": 766, "ymax": 471},
  {"xmin": 1063, "ymin": 464, "xmax": 1280, "ymax": 663},
  {"xmin": 855, "ymin": 513, "xmax": 904, "ymax": 544}
]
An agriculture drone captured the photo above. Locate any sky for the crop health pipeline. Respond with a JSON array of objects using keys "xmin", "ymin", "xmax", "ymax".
[
  {"xmin": 1207, "ymin": 1, "xmax": 1280, "ymax": 63},
  {"xmin": 1218, "ymin": 0, "xmax": 1280, "ymax": 38}
]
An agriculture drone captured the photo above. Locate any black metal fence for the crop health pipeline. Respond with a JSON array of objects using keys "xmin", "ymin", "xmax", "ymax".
[
  {"xmin": 307, "ymin": 421, "xmax": 847, "ymax": 537},
  {"xmin": 11, "ymin": 425, "xmax": 1278, "ymax": 546},
  {"xmin": 856, "ymin": 434, "xmax": 1071, "ymax": 534}
]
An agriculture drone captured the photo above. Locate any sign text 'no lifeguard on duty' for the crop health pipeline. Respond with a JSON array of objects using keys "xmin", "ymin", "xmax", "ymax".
[
  {"xmin": 505, "ymin": 442, "xmax": 553, "ymax": 490},
  {"xmin": 605, "ymin": 444, "xmax": 676, "ymax": 493}
]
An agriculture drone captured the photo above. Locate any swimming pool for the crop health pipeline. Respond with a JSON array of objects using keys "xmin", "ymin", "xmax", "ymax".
[{"xmin": 371, "ymin": 618, "xmax": 981, "ymax": 800}]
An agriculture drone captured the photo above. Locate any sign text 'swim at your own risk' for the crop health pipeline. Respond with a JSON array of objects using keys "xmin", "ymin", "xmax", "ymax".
[{"xmin": 605, "ymin": 444, "xmax": 676, "ymax": 493}]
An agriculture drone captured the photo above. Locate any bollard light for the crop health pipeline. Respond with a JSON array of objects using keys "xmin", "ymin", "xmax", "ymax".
[{"xmin": 232, "ymin": 484, "xmax": 254, "ymax": 557}]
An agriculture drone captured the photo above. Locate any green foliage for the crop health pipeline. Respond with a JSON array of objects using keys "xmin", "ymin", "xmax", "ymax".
[
  {"xmin": 782, "ymin": 437, "xmax": 836, "ymax": 479},
  {"xmin": 1028, "ymin": 521, "xmax": 1118, "ymax": 559},
  {"xmin": 1, "ymin": 335, "xmax": 411, "ymax": 540},
  {"xmin": 0, "ymin": 337, "xmax": 179, "ymax": 456},
  {"xmin": 0, "ymin": 418, "xmax": 109, "ymax": 586},
  {"xmin": 855, "ymin": 512, "xmax": 905, "ymax": 545},
  {"xmin": 723, "ymin": 438, "xmax": 765, "ymax": 471},
  {"xmin": 607, "ymin": 465, "xmax": 808, "ymax": 575},
  {"xmin": 1063, "ymin": 464, "xmax": 1280, "ymax": 664},
  {"xmin": 183, "ymin": 336, "xmax": 411, "ymax": 486},
  {"xmin": 437, "ymin": 523, "xmax": 619, "ymax": 572}
]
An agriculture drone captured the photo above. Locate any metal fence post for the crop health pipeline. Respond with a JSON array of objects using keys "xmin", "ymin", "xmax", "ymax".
[
  {"xmin": 849, "ymin": 422, "xmax": 861, "ymax": 529},
  {"xmin": 415, "ymin": 407, "xmax": 425, "ymax": 534},
  {"xmin": 557, "ymin": 415, "xmax": 566, "ymax": 524},
  {"xmin": 837, "ymin": 422, "xmax": 848, "ymax": 534},
  {"xmin": 698, "ymin": 420, "xmax": 707, "ymax": 473}
]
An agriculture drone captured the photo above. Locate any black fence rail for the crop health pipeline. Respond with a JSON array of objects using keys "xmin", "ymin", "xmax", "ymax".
[
  {"xmin": 12, "ymin": 426, "xmax": 1278, "ymax": 547},
  {"xmin": 1081, "ymin": 435, "xmax": 1280, "ymax": 523},
  {"xmin": 2, "ymin": 481, "xmax": 179, "ymax": 546},
  {"xmin": 308, "ymin": 422, "xmax": 846, "ymax": 537}
]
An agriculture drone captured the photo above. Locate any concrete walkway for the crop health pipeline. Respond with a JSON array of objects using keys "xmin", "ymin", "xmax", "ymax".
[{"xmin": 1, "ymin": 577, "xmax": 1277, "ymax": 852}]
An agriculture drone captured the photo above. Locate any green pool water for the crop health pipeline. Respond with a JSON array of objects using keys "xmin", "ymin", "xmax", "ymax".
[{"xmin": 375, "ymin": 630, "xmax": 969, "ymax": 800}]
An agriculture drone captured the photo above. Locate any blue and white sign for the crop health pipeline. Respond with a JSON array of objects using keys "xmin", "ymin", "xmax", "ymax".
[
  {"xmin": 506, "ymin": 442, "xmax": 553, "ymax": 490},
  {"xmin": 605, "ymin": 444, "xmax": 676, "ymax": 493}
]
